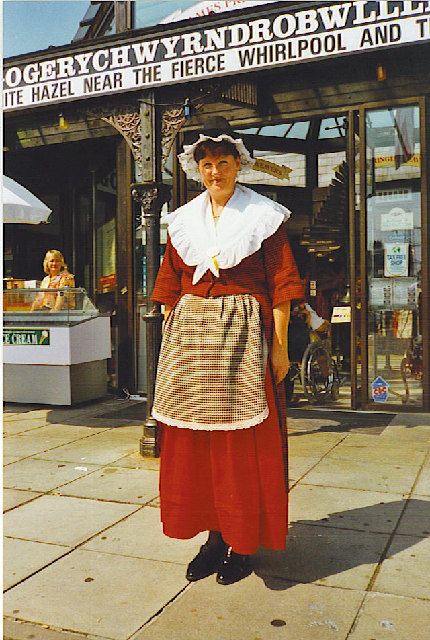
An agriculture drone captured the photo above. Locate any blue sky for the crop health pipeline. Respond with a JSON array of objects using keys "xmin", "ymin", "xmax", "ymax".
[
  {"xmin": 4, "ymin": 0, "xmax": 90, "ymax": 58},
  {"xmin": 2, "ymin": 1, "xmax": 201, "ymax": 59}
]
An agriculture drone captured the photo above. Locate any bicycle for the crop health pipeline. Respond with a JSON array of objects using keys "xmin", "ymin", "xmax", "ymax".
[{"xmin": 285, "ymin": 331, "xmax": 341, "ymax": 405}]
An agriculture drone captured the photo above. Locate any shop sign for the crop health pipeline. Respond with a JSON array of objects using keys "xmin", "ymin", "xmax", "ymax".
[
  {"xmin": 331, "ymin": 306, "xmax": 351, "ymax": 323},
  {"xmin": 384, "ymin": 242, "xmax": 409, "ymax": 277},
  {"xmin": 375, "ymin": 153, "xmax": 420, "ymax": 168},
  {"xmin": 371, "ymin": 376, "xmax": 389, "ymax": 403},
  {"xmin": 3, "ymin": 328, "xmax": 50, "ymax": 346},
  {"xmin": 4, "ymin": 2, "xmax": 430, "ymax": 111},
  {"xmin": 381, "ymin": 207, "xmax": 414, "ymax": 231}
]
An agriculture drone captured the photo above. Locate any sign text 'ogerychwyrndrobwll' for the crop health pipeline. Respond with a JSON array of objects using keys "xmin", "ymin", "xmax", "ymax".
[{"xmin": 4, "ymin": 1, "xmax": 430, "ymax": 111}]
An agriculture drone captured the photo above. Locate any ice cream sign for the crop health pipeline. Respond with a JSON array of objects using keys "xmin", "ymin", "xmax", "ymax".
[
  {"xmin": 384, "ymin": 243, "xmax": 409, "ymax": 277},
  {"xmin": 3, "ymin": 329, "xmax": 50, "ymax": 346}
]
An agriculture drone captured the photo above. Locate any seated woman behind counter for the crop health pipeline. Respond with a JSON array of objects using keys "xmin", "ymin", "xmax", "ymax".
[{"xmin": 30, "ymin": 250, "xmax": 75, "ymax": 312}]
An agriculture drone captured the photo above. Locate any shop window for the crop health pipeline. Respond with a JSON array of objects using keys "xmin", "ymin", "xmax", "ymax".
[
  {"xmin": 366, "ymin": 105, "xmax": 422, "ymax": 407},
  {"xmin": 319, "ymin": 117, "xmax": 347, "ymax": 139},
  {"xmin": 318, "ymin": 151, "xmax": 347, "ymax": 187}
]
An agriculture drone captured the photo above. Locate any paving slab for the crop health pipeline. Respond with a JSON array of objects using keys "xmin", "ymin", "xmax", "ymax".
[
  {"xmin": 289, "ymin": 485, "xmax": 404, "ymax": 534},
  {"xmin": 340, "ymin": 432, "xmax": 429, "ymax": 450},
  {"xmin": 372, "ymin": 534, "xmax": 430, "ymax": 599},
  {"xmin": 111, "ymin": 453, "xmax": 160, "ymax": 471},
  {"xmin": 389, "ymin": 413, "xmax": 430, "ymax": 427},
  {"xmin": 4, "ymin": 537, "xmax": 70, "ymax": 590},
  {"xmin": 57, "ymin": 466, "xmax": 159, "ymax": 504},
  {"xmin": 3, "ymin": 419, "xmax": 50, "ymax": 436},
  {"xmin": 348, "ymin": 592, "xmax": 430, "ymax": 640},
  {"xmin": 379, "ymin": 423, "xmax": 430, "ymax": 442},
  {"xmin": 3, "ymin": 619, "xmax": 101, "ymax": 640},
  {"xmin": 325, "ymin": 440, "xmax": 428, "ymax": 466},
  {"xmin": 3, "ymin": 409, "xmax": 47, "ymax": 422},
  {"xmin": 33, "ymin": 434, "xmax": 139, "ymax": 465},
  {"xmin": 3, "ymin": 459, "xmax": 102, "ymax": 493},
  {"xmin": 82, "ymin": 506, "xmax": 206, "ymax": 564},
  {"xmin": 287, "ymin": 432, "xmax": 345, "ymax": 457},
  {"xmin": 302, "ymin": 457, "xmax": 419, "ymax": 494},
  {"xmin": 98, "ymin": 424, "xmax": 143, "ymax": 438},
  {"xmin": 54, "ymin": 418, "xmax": 136, "ymax": 429},
  {"xmin": 253, "ymin": 524, "xmax": 388, "ymax": 590},
  {"xmin": 395, "ymin": 496, "xmax": 430, "ymax": 536},
  {"xmin": 288, "ymin": 456, "xmax": 323, "ymax": 481},
  {"xmin": 130, "ymin": 577, "xmax": 364, "ymax": 640},
  {"xmin": 3, "ymin": 495, "xmax": 139, "ymax": 546},
  {"xmin": 3, "ymin": 456, "xmax": 29, "ymax": 467},
  {"xmin": 4, "ymin": 549, "xmax": 189, "ymax": 640},
  {"xmin": 413, "ymin": 462, "xmax": 430, "ymax": 496},
  {"xmin": 288, "ymin": 416, "xmax": 342, "ymax": 433},
  {"xmin": 3, "ymin": 488, "xmax": 42, "ymax": 512},
  {"xmin": 3, "ymin": 425, "xmax": 106, "ymax": 459}
]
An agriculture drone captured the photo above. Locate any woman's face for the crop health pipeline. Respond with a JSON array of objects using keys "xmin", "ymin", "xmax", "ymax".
[
  {"xmin": 47, "ymin": 255, "xmax": 62, "ymax": 276},
  {"xmin": 198, "ymin": 153, "xmax": 240, "ymax": 200}
]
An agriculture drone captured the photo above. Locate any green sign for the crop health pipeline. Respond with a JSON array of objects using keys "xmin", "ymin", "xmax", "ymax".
[{"xmin": 3, "ymin": 329, "xmax": 50, "ymax": 346}]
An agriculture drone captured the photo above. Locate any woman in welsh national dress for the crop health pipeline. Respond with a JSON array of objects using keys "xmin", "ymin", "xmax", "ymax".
[{"xmin": 151, "ymin": 118, "xmax": 304, "ymax": 585}]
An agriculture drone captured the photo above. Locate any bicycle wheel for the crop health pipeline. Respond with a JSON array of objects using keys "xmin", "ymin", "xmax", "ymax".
[{"xmin": 301, "ymin": 343, "xmax": 334, "ymax": 404}]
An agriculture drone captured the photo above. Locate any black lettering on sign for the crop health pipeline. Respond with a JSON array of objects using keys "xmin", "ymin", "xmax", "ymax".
[
  {"xmin": 360, "ymin": 23, "xmax": 401, "ymax": 47},
  {"xmin": 31, "ymin": 80, "xmax": 74, "ymax": 102},
  {"xmin": 4, "ymin": 89, "xmax": 24, "ymax": 107},
  {"xmin": 83, "ymin": 72, "xmax": 124, "ymax": 93},
  {"xmin": 170, "ymin": 53, "xmax": 225, "ymax": 79},
  {"xmin": 132, "ymin": 64, "xmax": 161, "ymax": 85},
  {"xmin": 416, "ymin": 17, "xmax": 430, "ymax": 38}
]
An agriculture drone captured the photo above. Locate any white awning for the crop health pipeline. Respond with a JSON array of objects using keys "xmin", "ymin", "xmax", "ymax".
[{"xmin": 2, "ymin": 176, "xmax": 51, "ymax": 224}]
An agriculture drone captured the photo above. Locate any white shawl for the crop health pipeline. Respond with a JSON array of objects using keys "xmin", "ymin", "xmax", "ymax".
[{"xmin": 163, "ymin": 184, "xmax": 291, "ymax": 285}]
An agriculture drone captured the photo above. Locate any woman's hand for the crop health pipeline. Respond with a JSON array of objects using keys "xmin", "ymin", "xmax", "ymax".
[
  {"xmin": 272, "ymin": 301, "xmax": 291, "ymax": 384},
  {"xmin": 271, "ymin": 338, "xmax": 290, "ymax": 385}
]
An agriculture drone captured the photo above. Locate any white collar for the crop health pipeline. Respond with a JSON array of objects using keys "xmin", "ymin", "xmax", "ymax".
[{"xmin": 163, "ymin": 184, "xmax": 291, "ymax": 285}]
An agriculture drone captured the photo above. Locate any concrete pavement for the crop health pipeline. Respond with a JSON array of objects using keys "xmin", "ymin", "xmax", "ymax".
[{"xmin": 3, "ymin": 399, "xmax": 430, "ymax": 640}]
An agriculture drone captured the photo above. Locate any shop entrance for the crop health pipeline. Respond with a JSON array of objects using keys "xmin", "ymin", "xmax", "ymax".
[{"xmin": 181, "ymin": 113, "xmax": 354, "ymax": 408}]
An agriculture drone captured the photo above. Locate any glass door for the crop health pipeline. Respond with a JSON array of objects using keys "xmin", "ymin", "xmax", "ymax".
[{"xmin": 364, "ymin": 104, "xmax": 423, "ymax": 408}]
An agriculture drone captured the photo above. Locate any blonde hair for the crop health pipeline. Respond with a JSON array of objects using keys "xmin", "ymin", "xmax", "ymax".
[{"xmin": 43, "ymin": 250, "xmax": 67, "ymax": 275}]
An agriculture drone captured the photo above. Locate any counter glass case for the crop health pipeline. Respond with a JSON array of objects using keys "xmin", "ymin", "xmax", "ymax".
[
  {"xmin": 3, "ymin": 288, "xmax": 111, "ymax": 405},
  {"xmin": 3, "ymin": 287, "xmax": 99, "ymax": 325}
]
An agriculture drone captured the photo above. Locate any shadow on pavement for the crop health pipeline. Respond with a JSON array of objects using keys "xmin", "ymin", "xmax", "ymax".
[
  {"xmin": 288, "ymin": 408, "xmax": 394, "ymax": 436},
  {"xmin": 253, "ymin": 498, "xmax": 429, "ymax": 590}
]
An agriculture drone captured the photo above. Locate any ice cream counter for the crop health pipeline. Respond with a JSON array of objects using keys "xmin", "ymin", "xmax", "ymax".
[{"xmin": 3, "ymin": 288, "xmax": 111, "ymax": 405}]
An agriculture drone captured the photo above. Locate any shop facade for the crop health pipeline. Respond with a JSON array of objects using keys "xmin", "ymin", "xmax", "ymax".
[{"xmin": 4, "ymin": 0, "xmax": 430, "ymax": 416}]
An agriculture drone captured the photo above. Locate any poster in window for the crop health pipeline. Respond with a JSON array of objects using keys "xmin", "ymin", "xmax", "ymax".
[{"xmin": 384, "ymin": 243, "xmax": 409, "ymax": 277}]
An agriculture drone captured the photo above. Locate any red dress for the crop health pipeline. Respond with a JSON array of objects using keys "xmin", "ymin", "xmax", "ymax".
[{"xmin": 152, "ymin": 224, "xmax": 304, "ymax": 554}]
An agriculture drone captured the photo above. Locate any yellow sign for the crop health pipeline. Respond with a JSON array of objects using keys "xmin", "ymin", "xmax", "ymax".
[
  {"xmin": 375, "ymin": 154, "xmax": 420, "ymax": 168},
  {"xmin": 253, "ymin": 158, "xmax": 292, "ymax": 180}
]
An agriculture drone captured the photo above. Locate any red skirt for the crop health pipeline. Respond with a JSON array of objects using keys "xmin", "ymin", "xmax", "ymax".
[{"xmin": 158, "ymin": 368, "xmax": 288, "ymax": 555}]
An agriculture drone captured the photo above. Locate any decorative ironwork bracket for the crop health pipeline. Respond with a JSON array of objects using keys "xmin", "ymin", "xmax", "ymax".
[{"xmin": 131, "ymin": 182, "xmax": 172, "ymax": 219}]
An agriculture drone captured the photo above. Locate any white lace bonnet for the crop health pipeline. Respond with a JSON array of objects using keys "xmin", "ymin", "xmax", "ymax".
[{"xmin": 177, "ymin": 117, "xmax": 255, "ymax": 181}]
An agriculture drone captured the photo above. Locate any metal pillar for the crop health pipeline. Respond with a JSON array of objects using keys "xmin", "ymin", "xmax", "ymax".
[{"xmin": 132, "ymin": 92, "xmax": 171, "ymax": 456}]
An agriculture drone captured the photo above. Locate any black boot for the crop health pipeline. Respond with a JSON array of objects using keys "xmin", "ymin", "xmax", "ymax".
[
  {"xmin": 216, "ymin": 547, "xmax": 252, "ymax": 585},
  {"xmin": 186, "ymin": 531, "xmax": 228, "ymax": 582}
]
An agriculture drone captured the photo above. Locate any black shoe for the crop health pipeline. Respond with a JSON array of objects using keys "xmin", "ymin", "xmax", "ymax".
[
  {"xmin": 186, "ymin": 541, "xmax": 227, "ymax": 582},
  {"xmin": 216, "ymin": 548, "xmax": 252, "ymax": 585}
]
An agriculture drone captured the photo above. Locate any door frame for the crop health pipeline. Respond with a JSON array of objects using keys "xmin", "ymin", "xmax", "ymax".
[{"xmin": 355, "ymin": 95, "xmax": 429, "ymax": 411}]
